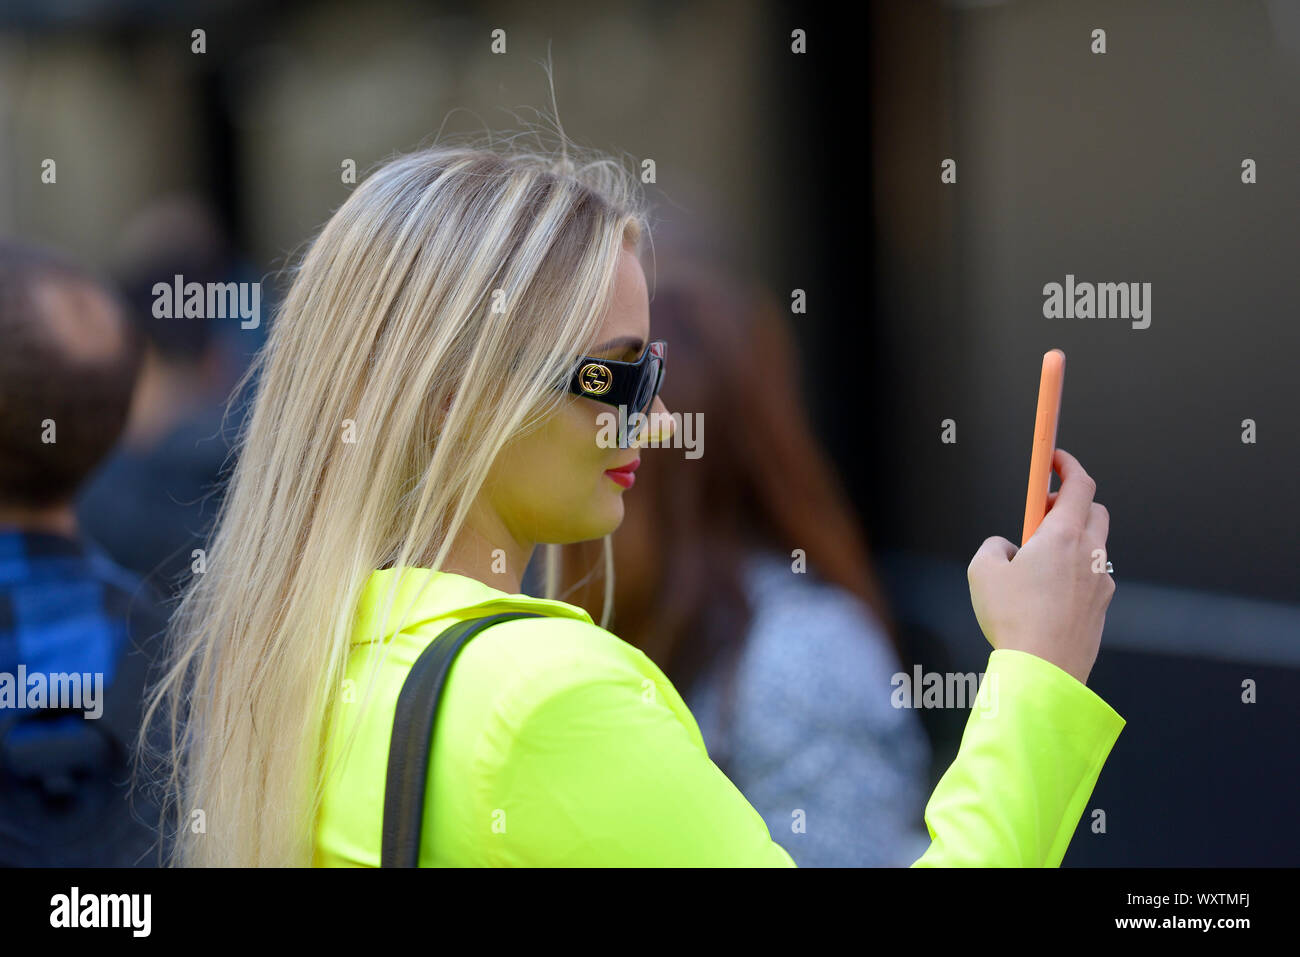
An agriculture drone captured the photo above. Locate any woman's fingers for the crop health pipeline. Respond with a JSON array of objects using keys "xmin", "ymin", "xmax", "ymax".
[
  {"xmin": 1048, "ymin": 447, "xmax": 1097, "ymax": 532},
  {"xmin": 968, "ymin": 535, "xmax": 1018, "ymax": 583},
  {"xmin": 1086, "ymin": 501, "xmax": 1110, "ymax": 544}
]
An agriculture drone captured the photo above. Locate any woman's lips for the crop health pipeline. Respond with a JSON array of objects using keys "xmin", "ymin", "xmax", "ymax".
[{"xmin": 604, "ymin": 458, "xmax": 640, "ymax": 489}]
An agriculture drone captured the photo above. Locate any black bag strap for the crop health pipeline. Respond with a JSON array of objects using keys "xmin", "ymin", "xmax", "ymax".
[{"xmin": 381, "ymin": 611, "xmax": 545, "ymax": 867}]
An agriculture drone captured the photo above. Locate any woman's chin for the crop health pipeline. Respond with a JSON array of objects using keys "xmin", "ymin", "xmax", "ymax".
[
  {"xmin": 595, "ymin": 495, "xmax": 626, "ymax": 534},
  {"xmin": 545, "ymin": 499, "xmax": 624, "ymax": 546},
  {"xmin": 581, "ymin": 496, "xmax": 626, "ymax": 541}
]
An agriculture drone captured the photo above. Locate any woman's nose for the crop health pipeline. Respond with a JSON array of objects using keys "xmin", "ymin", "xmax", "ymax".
[{"xmin": 635, "ymin": 394, "xmax": 675, "ymax": 446}]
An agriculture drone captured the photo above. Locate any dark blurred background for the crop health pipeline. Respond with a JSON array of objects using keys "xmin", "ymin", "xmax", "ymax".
[{"xmin": 0, "ymin": 0, "xmax": 1295, "ymax": 864}]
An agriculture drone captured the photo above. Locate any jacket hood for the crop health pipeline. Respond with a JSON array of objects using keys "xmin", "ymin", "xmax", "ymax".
[{"xmin": 352, "ymin": 566, "xmax": 596, "ymax": 645}]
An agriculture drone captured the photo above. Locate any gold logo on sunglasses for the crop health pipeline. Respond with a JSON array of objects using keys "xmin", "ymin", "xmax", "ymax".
[{"xmin": 579, "ymin": 363, "xmax": 612, "ymax": 395}]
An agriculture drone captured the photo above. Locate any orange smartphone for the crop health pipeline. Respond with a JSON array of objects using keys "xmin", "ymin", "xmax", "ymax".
[{"xmin": 1022, "ymin": 348, "xmax": 1066, "ymax": 545}]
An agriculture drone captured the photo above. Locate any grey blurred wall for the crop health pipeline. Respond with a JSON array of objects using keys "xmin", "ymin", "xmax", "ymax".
[
  {"xmin": 0, "ymin": 0, "xmax": 777, "ymax": 283},
  {"xmin": 872, "ymin": 0, "xmax": 1299, "ymax": 605}
]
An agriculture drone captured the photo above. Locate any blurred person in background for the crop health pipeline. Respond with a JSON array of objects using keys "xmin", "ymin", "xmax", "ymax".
[
  {"xmin": 551, "ymin": 267, "xmax": 934, "ymax": 866},
  {"xmin": 0, "ymin": 239, "xmax": 167, "ymax": 865},
  {"xmin": 77, "ymin": 197, "xmax": 240, "ymax": 601}
]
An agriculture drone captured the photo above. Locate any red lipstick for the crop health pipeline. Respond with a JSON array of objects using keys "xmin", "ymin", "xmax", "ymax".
[{"xmin": 604, "ymin": 458, "xmax": 640, "ymax": 489}]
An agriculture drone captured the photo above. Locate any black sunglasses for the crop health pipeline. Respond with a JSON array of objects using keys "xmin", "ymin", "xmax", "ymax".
[{"xmin": 566, "ymin": 339, "xmax": 666, "ymax": 445}]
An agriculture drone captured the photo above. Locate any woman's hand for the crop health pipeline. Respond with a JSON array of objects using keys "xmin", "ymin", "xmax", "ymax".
[{"xmin": 966, "ymin": 448, "xmax": 1115, "ymax": 685}]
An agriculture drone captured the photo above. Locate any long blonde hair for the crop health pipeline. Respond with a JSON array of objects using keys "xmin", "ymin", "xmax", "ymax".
[{"xmin": 139, "ymin": 134, "xmax": 650, "ymax": 866}]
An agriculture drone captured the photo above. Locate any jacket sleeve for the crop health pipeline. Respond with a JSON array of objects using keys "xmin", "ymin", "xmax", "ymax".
[
  {"xmin": 910, "ymin": 648, "xmax": 1126, "ymax": 867},
  {"xmin": 476, "ymin": 661, "xmax": 797, "ymax": 867}
]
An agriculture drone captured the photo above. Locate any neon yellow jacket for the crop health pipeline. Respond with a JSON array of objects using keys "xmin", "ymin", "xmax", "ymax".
[{"xmin": 313, "ymin": 568, "xmax": 1125, "ymax": 867}]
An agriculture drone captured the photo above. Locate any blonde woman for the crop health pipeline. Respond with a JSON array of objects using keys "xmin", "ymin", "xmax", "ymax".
[{"xmin": 141, "ymin": 137, "xmax": 1124, "ymax": 867}]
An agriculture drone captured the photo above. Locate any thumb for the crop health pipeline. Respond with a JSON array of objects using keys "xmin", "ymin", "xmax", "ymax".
[{"xmin": 968, "ymin": 535, "xmax": 1018, "ymax": 583}]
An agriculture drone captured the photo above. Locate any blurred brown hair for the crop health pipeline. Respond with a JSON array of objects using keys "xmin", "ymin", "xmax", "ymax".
[
  {"xmin": 0, "ymin": 239, "xmax": 142, "ymax": 508},
  {"xmin": 557, "ymin": 265, "xmax": 900, "ymax": 701}
]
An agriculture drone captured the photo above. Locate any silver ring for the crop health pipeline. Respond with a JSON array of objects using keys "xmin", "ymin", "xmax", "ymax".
[{"xmin": 1105, "ymin": 561, "xmax": 1114, "ymax": 575}]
